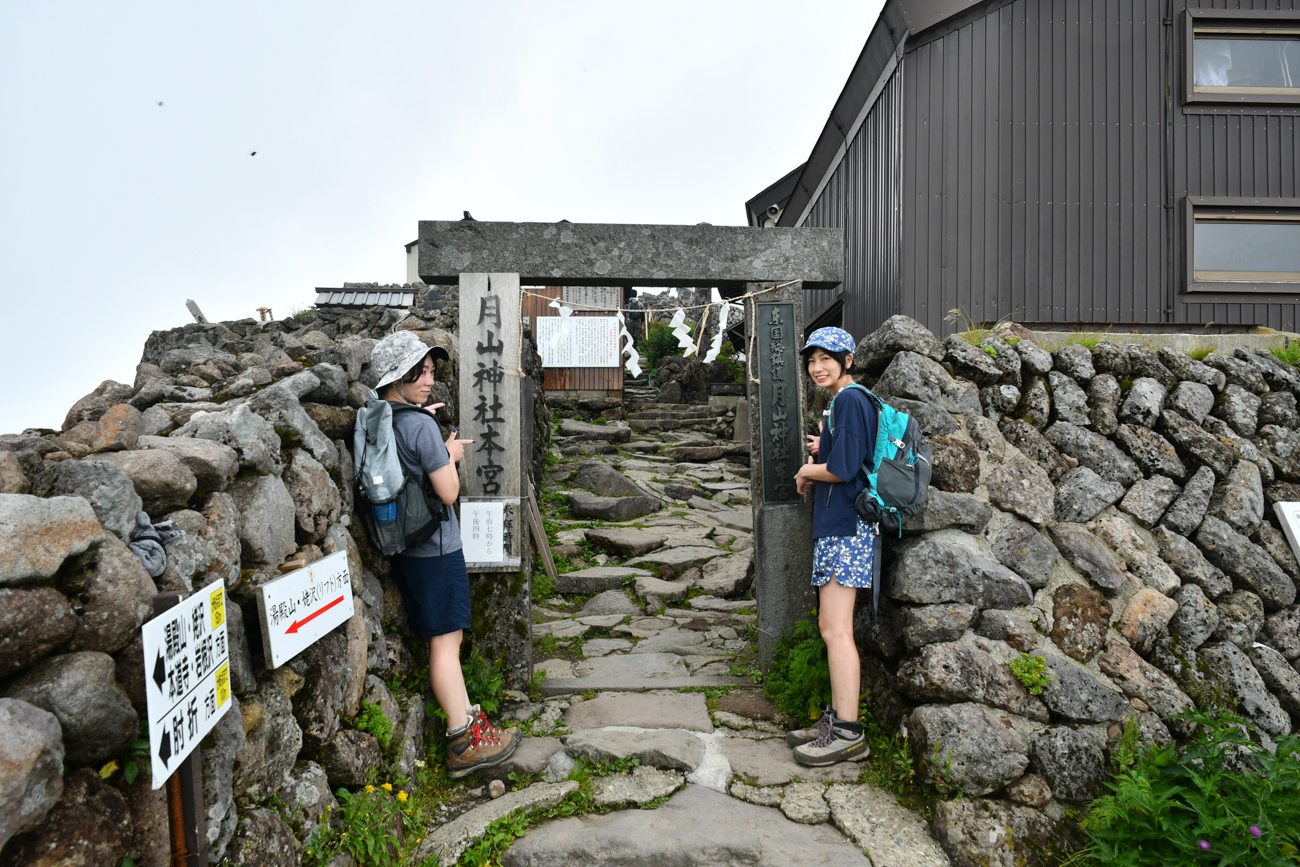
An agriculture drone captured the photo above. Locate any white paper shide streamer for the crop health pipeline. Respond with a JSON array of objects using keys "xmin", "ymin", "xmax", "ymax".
[
  {"xmin": 546, "ymin": 298, "xmax": 574, "ymax": 359},
  {"xmin": 668, "ymin": 309, "xmax": 696, "ymax": 357},
  {"xmin": 616, "ymin": 311, "xmax": 643, "ymax": 378},
  {"xmin": 702, "ymin": 288, "xmax": 742, "ymax": 364}
]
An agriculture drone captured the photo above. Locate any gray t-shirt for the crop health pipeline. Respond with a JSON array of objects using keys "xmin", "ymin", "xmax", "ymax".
[{"xmin": 389, "ymin": 405, "xmax": 463, "ymax": 557}]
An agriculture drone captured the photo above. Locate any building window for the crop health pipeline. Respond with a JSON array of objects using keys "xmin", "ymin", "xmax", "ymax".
[
  {"xmin": 1185, "ymin": 198, "xmax": 1300, "ymax": 294},
  {"xmin": 1186, "ymin": 11, "xmax": 1300, "ymax": 105}
]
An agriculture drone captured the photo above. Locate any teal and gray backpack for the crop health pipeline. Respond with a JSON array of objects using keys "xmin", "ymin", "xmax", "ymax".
[{"xmin": 827, "ymin": 384, "xmax": 932, "ymax": 611}]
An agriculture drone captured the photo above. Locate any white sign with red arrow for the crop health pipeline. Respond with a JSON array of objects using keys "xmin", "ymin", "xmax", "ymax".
[{"xmin": 255, "ymin": 551, "xmax": 354, "ymax": 669}]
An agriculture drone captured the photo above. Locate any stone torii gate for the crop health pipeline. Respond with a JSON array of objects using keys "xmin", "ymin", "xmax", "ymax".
[{"xmin": 417, "ymin": 219, "xmax": 844, "ymax": 674}]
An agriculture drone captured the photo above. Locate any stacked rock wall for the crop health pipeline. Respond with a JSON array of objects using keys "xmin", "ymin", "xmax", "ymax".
[
  {"xmin": 848, "ymin": 316, "xmax": 1300, "ymax": 855},
  {"xmin": 0, "ymin": 285, "xmax": 548, "ymax": 865}
]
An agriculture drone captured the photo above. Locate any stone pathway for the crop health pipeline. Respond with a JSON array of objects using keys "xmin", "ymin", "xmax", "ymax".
[{"xmin": 416, "ymin": 393, "xmax": 949, "ymax": 866}]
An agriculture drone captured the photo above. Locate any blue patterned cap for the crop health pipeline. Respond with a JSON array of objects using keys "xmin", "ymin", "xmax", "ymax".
[{"xmin": 801, "ymin": 327, "xmax": 856, "ymax": 356}]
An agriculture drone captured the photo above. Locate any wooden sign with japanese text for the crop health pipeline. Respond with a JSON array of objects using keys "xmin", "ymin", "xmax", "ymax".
[
  {"xmin": 255, "ymin": 551, "xmax": 354, "ymax": 669},
  {"xmin": 459, "ymin": 273, "xmax": 522, "ymax": 570},
  {"xmin": 140, "ymin": 580, "xmax": 231, "ymax": 787}
]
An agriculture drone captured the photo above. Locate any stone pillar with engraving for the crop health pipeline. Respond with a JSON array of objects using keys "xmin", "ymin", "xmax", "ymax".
[
  {"xmin": 746, "ymin": 281, "xmax": 816, "ymax": 669},
  {"xmin": 458, "ymin": 272, "xmax": 533, "ymax": 687}
]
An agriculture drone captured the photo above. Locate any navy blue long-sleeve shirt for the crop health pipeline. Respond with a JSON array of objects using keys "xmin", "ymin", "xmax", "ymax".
[{"xmin": 812, "ymin": 386, "xmax": 878, "ymax": 540}]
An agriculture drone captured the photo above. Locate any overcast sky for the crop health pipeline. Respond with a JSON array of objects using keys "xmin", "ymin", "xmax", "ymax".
[{"xmin": 0, "ymin": 1, "xmax": 881, "ymax": 435}]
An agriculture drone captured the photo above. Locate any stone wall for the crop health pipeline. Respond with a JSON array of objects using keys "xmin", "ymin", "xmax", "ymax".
[
  {"xmin": 0, "ymin": 284, "xmax": 548, "ymax": 864},
  {"xmin": 849, "ymin": 315, "xmax": 1300, "ymax": 854}
]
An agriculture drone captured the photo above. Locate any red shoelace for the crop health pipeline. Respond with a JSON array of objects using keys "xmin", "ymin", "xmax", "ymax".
[{"xmin": 467, "ymin": 717, "xmax": 501, "ymax": 749}]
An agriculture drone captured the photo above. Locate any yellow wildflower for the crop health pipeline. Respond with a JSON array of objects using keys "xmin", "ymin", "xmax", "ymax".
[
  {"xmin": 382, "ymin": 782, "xmax": 392, "ymax": 791},
  {"xmin": 365, "ymin": 784, "xmax": 375, "ymax": 793},
  {"xmin": 397, "ymin": 791, "xmax": 408, "ymax": 802}
]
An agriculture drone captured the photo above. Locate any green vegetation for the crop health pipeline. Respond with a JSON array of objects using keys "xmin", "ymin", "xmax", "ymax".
[
  {"xmin": 982, "ymin": 344, "xmax": 998, "ymax": 358},
  {"xmin": 453, "ymin": 756, "xmax": 663, "ymax": 865},
  {"xmin": 763, "ymin": 611, "xmax": 831, "ymax": 721},
  {"xmin": 304, "ymin": 784, "xmax": 429, "ymax": 867},
  {"xmin": 531, "ymin": 566, "xmax": 555, "ymax": 600},
  {"xmin": 529, "ymin": 669, "xmax": 548, "ymax": 702},
  {"xmin": 463, "ymin": 648, "xmax": 506, "ymax": 716},
  {"xmin": 1271, "ymin": 338, "xmax": 1300, "ymax": 369},
  {"xmin": 1010, "ymin": 653, "xmax": 1051, "ymax": 695},
  {"xmin": 1188, "ymin": 343, "xmax": 1217, "ymax": 361},
  {"xmin": 718, "ymin": 341, "xmax": 744, "ymax": 383},
  {"xmin": 428, "ymin": 649, "xmax": 506, "ymax": 729},
  {"xmin": 540, "ymin": 489, "xmax": 569, "ymax": 511},
  {"xmin": 1079, "ymin": 710, "xmax": 1300, "ymax": 866},
  {"xmin": 353, "ymin": 701, "xmax": 394, "ymax": 750},
  {"xmin": 99, "ymin": 721, "xmax": 151, "ymax": 787},
  {"xmin": 643, "ymin": 320, "xmax": 691, "ymax": 369},
  {"xmin": 945, "ymin": 307, "xmax": 1007, "ymax": 346},
  {"xmin": 1062, "ymin": 329, "xmax": 1109, "ymax": 349},
  {"xmin": 459, "ymin": 808, "xmax": 531, "ymax": 866}
]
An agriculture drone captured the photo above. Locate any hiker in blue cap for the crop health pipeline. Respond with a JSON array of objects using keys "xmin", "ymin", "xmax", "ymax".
[{"xmin": 787, "ymin": 326, "xmax": 879, "ymax": 767}]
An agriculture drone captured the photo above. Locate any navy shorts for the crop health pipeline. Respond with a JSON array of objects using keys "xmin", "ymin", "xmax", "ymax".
[{"xmin": 390, "ymin": 548, "xmax": 472, "ymax": 638}]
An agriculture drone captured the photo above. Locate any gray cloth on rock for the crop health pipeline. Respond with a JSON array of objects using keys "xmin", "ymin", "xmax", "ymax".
[{"xmin": 128, "ymin": 511, "xmax": 185, "ymax": 578}]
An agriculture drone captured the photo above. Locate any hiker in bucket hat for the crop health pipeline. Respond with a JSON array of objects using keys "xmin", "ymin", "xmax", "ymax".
[
  {"xmin": 786, "ymin": 325, "xmax": 880, "ymax": 767},
  {"xmin": 365, "ymin": 330, "xmax": 520, "ymax": 777},
  {"xmin": 371, "ymin": 330, "xmax": 451, "ymax": 391}
]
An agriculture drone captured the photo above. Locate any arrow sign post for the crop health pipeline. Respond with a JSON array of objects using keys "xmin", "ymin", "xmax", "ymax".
[
  {"xmin": 140, "ymin": 584, "xmax": 234, "ymax": 866},
  {"xmin": 256, "ymin": 551, "xmax": 354, "ymax": 669}
]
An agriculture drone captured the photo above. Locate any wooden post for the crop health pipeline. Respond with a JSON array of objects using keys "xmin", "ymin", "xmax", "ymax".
[
  {"xmin": 458, "ymin": 273, "xmax": 532, "ymax": 686},
  {"xmin": 458, "ymin": 273, "xmax": 523, "ymax": 569},
  {"xmin": 153, "ymin": 592, "xmax": 208, "ymax": 867}
]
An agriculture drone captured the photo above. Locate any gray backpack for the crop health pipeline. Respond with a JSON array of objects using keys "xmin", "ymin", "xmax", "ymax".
[{"xmin": 353, "ymin": 395, "xmax": 447, "ymax": 555}]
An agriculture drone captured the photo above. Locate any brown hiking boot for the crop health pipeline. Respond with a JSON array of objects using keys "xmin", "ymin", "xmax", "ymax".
[{"xmin": 446, "ymin": 714, "xmax": 519, "ymax": 779}]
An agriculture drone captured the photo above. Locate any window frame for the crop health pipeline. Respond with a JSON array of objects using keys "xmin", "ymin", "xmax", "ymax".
[
  {"xmin": 1184, "ymin": 197, "xmax": 1300, "ymax": 296},
  {"xmin": 1184, "ymin": 9, "xmax": 1300, "ymax": 107}
]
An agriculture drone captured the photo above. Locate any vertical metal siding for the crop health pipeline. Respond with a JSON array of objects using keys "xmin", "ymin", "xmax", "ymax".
[
  {"xmin": 1177, "ymin": 0, "xmax": 1300, "ymax": 331},
  {"xmin": 900, "ymin": 0, "xmax": 1168, "ymax": 335},
  {"xmin": 800, "ymin": 67, "xmax": 905, "ymax": 341}
]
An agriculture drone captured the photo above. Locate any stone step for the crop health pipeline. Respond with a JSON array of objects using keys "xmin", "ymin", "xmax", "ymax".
[
  {"xmin": 627, "ymin": 403, "xmax": 712, "ymax": 413},
  {"xmin": 500, "ymin": 785, "xmax": 877, "ymax": 866},
  {"xmin": 628, "ymin": 418, "xmax": 718, "ymax": 433},
  {"xmin": 625, "ymin": 410, "xmax": 715, "ymax": 421},
  {"xmin": 538, "ymin": 676, "xmax": 753, "ymax": 696}
]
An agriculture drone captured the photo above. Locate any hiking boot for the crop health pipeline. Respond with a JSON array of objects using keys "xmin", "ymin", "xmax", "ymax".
[
  {"xmin": 445, "ymin": 715, "xmax": 519, "ymax": 779},
  {"xmin": 785, "ymin": 707, "xmax": 834, "ymax": 748},
  {"xmin": 793, "ymin": 724, "xmax": 870, "ymax": 767},
  {"xmin": 470, "ymin": 703, "xmax": 518, "ymax": 736}
]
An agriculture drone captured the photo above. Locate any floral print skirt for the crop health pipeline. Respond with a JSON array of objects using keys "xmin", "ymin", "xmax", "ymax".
[{"xmin": 811, "ymin": 516, "xmax": 877, "ymax": 589}]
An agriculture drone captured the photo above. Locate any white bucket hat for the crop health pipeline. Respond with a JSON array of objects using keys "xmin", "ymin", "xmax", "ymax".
[{"xmin": 371, "ymin": 331, "xmax": 449, "ymax": 390}]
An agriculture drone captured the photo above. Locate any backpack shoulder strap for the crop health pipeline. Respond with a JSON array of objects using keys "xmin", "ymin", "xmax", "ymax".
[{"xmin": 827, "ymin": 382, "xmax": 878, "ymax": 436}]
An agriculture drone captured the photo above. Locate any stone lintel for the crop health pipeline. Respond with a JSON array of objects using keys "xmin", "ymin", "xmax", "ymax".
[{"xmin": 417, "ymin": 220, "xmax": 844, "ymax": 290}]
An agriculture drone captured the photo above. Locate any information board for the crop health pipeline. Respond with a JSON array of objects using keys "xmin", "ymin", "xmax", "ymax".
[
  {"xmin": 462, "ymin": 501, "xmax": 505, "ymax": 564},
  {"xmin": 1275, "ymin": 503, "xmax": 1300, "ymax": 565},
  {"xmin": 255, "ymin": 551, "xmax": 354, "ymax": 669},
  {"xmin": 140, "ymin": 580, "xmax": 231, "ymax": 788},
  {"xmin": 562, "ymin": 286, "xmax": 621, "ymax": 311},
  {"xmin": 537, "ymin": 316, "xmax": 621, "ymax": 368}
]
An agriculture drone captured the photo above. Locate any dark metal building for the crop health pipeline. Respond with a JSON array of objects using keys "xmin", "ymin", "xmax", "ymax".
[{"xmin": 750, "ymin": 0, "xmax": 1300, "ymax": 338}]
